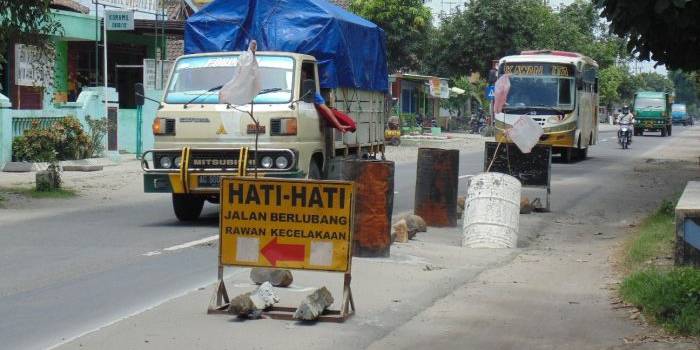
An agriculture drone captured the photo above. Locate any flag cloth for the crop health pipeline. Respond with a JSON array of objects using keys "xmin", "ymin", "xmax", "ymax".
[
  {"xmin": 505, "ymin": 115, "xmax": 544, "ymax": 153},
  {"xmin": 493, "ymin": 74, "xmax": 510, "ymax": 114},
  {"xmin": 219, "ymin": 42, "xmax": 261, "ymax": 106}
]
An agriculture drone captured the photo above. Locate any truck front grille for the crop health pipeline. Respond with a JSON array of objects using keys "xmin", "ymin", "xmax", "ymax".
[{"xmin": 270, "ymin": 119, "xmax": 281, "ymax": 135}]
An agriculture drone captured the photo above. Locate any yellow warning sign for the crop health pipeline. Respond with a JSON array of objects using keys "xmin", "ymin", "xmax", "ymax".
[{"xmin": 219, "ymin": 177, "xmax": 354, "ymax": 272}]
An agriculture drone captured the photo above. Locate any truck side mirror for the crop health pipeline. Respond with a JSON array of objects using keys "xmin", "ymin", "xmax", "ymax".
[
  {"xmin": 135, "ymin": 83, "xmax": 145, "ymax": 106},
  {"xmin": 301, "ymin": 79, "xmax": 316, "ymax": 103}
]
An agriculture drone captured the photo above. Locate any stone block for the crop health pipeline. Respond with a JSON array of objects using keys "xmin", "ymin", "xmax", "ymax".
[
  {"xmin": 293, "ymin": 287, "xmax": 334, "ymax": 321},
  {"xmin": 392, "ymin": 219, "xmax": 409, "ymax": 243},
  {"xmin": 228, "ymin": 281, "xmax": 279, "ymax": 317},
  {"xmin": 249, "ymin": 268, "xmax": 293, "ymax": 287},
  {"xmin": 3, "ymin": 162, "xmax": 33, "ymax": 172},
  {"xmin": 62, "ymin": 165, "xmax": 103, "ymax": 172}
]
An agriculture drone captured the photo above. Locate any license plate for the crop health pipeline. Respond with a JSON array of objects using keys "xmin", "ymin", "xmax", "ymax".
[{"xmin": 198, "ymin": 175, "xmax": 221, "ymax": 188}]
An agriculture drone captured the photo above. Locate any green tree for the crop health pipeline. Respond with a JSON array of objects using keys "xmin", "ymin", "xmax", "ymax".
[
  {"xmin": 599, "ymin": 65, "xmax": 625, "ymax": 108},
  {"xmin": 424, "ymin": 0, "xmax": 626, "ymax": 78},
  {"xmin": 442, "ymin": 76, "xmax": 486, "ymax": 117},
  {"xmin": 0, "ymin": 1, "xmax": 62, "ymax": 83},
  {"xmin": 668, "ymin": 70, "xmax": 697, "ymax": 105},
  {"xmin": 634, "ymin": 72, "xmax": 675, "ymax": 93},
  {"xmin": 349, "ymin": 0, "xmax": 432, "ymax": 73},
  {"xmin": 597, "ymin": 0, "xmax": 700, "ymax": 71},
  {"xmin": 424, "ymin": 0, "xmax": 557, "ymax": 78}
]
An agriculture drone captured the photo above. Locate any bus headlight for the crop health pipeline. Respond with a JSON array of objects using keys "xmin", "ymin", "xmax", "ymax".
[
  {"xmin": 260, "ymin": 156, "xmax": 273, "ymax": 169},
  {"xmin": 275, "ymin": 156, "xmax": 289, "ymax": 169},
  {"xmin": 173, "ymin": 156, "xmax": 182, "ymax": 168},
  {"xmin": 159, "ymin": 156, "xmax": 172, "ymax": 169}
]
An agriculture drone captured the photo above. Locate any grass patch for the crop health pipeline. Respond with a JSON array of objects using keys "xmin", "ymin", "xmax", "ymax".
[
  {"xmin": 620, "ymin": 268, "xmax": 700, "ymax": 335},
  {"xmin": 624, "ymin": 201, "xmax": 676, "ymax": 271},
  {"xmin": 620, "ymin": 198, "xmax": 700, "ymax": 336},
  {"xmin": 0, "ymin": 186, "xmax": 77, "ymax": 199}
]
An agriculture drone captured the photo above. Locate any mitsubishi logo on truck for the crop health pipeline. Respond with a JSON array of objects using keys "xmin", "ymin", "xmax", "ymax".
[{"xmin": 192, "ymin": 159, "xmax": 236, "ymax": 167}]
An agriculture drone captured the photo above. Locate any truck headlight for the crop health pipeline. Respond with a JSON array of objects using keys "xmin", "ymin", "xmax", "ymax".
[
  {"xmin": 275, "ymin": 156, "xmax": 289, "ymax": 169},
  {"xmin": 160, "ymin": 156, "xmax": 172, "ymax": 169},
  {"xmin": 260, "ymin": 156, "xmax": 273, "ymax": 169}
]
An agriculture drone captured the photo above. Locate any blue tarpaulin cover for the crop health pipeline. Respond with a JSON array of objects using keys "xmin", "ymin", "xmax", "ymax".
[{"xmin": 184, "ymin": 0, "xmax": 389, "ymax": 92}]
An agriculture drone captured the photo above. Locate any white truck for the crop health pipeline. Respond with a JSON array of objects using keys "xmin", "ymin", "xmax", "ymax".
[{"xmin": 142, "ymin": 51, "xmax": 388, "ymax": 220}]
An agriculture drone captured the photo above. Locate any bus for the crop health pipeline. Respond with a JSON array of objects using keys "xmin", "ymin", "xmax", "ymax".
[{"xmin": 495, "ymin": 50, "xmax": 599, "ymax": 162}]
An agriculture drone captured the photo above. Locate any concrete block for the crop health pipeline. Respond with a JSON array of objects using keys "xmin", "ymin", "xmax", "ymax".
[
  {"xmin": 61, "ymin": 165, "xmax": 103, "ymax": 172},
  {"xmin": 3, "ymin": 162, "xmax": 33, "ymax": 172},
  {"xmin": 392, "ymin": 219, "xmax": 409, "ymax": 243},
  {"xmin": 228, "ymin": 282, "xmax": 279, "ymax": 317},
  {"xmin": 249, "ymin": 268, "xmax": 293, "ymax": 287},
  {"xmin": 293, "ymin": 287, "xmax": 334, "ymax": 321},
  {"xmin": 674, "ymin": 181, "xmax": 700, "ymax": 266},
  {"xmin": 402, "ymin": 214, "xmax": 427, "ymax": 238}
]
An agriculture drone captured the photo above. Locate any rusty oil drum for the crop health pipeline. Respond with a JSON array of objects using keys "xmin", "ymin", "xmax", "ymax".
[
  {"xmin": 414, "ymin": 148, "xmax": 459, "ymax": 227},
  {"xmin": 342, "ymin": 159, "xmax": 395, "ymax": 257}
]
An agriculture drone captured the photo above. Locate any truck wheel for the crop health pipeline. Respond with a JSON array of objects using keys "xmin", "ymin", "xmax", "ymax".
[
  {"xmin": 668, "ymin": 125, "xmax": 672, "ymax": 136},
  {"xmin": 172, "ymin": 194, "xmax": 204, "ymax": 222},
  {"xmin": 661, "ymin": 127, "xmax": 667, "ymax": 137},
  {"xmin": 307, "ymin": 160, "xmax": 322, "ymax": 180}
]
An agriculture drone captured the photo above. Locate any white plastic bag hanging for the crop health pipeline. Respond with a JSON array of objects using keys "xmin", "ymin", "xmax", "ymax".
[
  {"xmin": 219, "ymin": 41, "xmax": 261, "ymax": 106},
  {"xmin": 505, "ymin": 115, "xmax": 543, "ymax": 153},
  {"xmin": 493, "ymin": 74, "xmax": 510, "ymax": 114}
]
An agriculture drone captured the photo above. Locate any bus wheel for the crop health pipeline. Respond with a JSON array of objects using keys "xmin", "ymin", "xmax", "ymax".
[
  {"xmin": 577, "ymin": 147, "xmax": 588, "ymax": 160},
  {"xmin": 561, "ymin": 148, "xmax": 572, "ymax": 163},
  {"xmin": 172, "ymin": 194, "xmax": 204, "ymax": 222}
]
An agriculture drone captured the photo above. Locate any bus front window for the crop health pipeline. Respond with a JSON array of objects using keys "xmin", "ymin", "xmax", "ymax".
[{"xmin": 506, "ymin": 76, "xmax": 574, "ymax": 111}]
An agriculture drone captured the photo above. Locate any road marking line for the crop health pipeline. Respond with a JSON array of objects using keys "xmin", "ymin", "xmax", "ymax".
[
  {"xmin": 142, "ymin": 251, "xmax": 162, "ymax": 256},
  {"xmin": 459, "ymin": 174, "xmax": 472, "ymax": 179},
  {"xmin": 163, "ymin": 234, "xmax": 219, "ymax": 251}
]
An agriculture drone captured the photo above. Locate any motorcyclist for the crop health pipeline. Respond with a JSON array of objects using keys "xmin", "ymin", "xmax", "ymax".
[{"xmin": 617, "ymin": 105, "xmax": 635, "ymax": 142}]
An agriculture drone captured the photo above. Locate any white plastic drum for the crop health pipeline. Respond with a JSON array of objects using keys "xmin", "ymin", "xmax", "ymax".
[{"xmin": 462, "ymin": 172, "xmax": 521, "ymax": 248}]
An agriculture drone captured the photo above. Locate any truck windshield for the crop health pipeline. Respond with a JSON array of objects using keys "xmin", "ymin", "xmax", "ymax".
[
  {"xmin": 635, "ymin": 98, "xmax": 664, "ymax": 109},
  {"xmin": 165, "ymin": 55, "xmax": 294, "ymax": 104},
  {"xmin": 672, "ymin": 104, "xmax": 686, "ymax": 112},
  {"xmin": 505, "ymin": 76, "xmax": 574, "ymax": 111}
]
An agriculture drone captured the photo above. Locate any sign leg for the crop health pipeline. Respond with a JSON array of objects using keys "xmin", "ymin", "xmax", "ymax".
[{"xmin": 208, "ymin": 266, "xmax": 230, "ymax": 314}]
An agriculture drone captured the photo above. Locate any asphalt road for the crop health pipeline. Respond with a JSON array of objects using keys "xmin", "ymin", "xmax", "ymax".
[{"xmin": 0, "ymin": 126, "xmax": 687, "ymax": 350}]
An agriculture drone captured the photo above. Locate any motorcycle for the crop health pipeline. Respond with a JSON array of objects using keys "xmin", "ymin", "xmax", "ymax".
[{"xmin": 618, "ymin": 122, "xmax": 632, "ymax": 149}]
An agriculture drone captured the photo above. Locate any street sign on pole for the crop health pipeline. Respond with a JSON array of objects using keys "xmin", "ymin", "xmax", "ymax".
[
  {"xmin": 486, "ymin": 85, "xmax": 495, "ymax": 101},
  {"xmin": 105, "ymin": 9, "xmax": 134, "ymax": 31}
]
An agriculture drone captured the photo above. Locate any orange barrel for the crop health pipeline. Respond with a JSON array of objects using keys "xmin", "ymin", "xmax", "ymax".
[
  {"xmin": 343, "ymin": 159, "xmax": 395, "ymax": 257},
  {"xmin": 414, "ymin": 148, "xmax": 459, "ymax": 227}
]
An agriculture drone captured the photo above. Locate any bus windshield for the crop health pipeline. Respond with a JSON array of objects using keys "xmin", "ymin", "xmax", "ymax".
[
  {"xmin": 506, "ymin": 76, "xmax": 574, "ymax": 111},
  {"xmin": 165, "ymin": 55, "xmax": 294, "ymax": 104},
  {"xmin": 635, "ymin": 98, "xmax": 664, "ymax": 109}
]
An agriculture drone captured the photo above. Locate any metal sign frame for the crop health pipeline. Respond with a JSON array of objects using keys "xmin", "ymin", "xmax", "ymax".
[
  {"xmin": 208, "ymin": 167, "xmax": 356, "ymax": 322},
  {"xmin": 484, "ymin": 142, "xmax": 552, "ymax": 212}
]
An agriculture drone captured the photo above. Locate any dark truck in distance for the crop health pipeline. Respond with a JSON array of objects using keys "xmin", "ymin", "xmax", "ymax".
[{"xmin": 633, "ymin": 91, "xmax": 672, "ymax": 137}]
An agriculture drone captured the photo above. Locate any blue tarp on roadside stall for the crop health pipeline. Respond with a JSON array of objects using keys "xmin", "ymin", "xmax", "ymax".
[{"xmin": 184, "ymin": 0, "xmax": 389, "ymax": 92}]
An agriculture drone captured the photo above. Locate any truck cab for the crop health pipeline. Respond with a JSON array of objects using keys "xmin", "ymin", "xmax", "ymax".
[
  {"xmin": 633, "ymin": 91, "xmax": 672, "ymax": 137},
  {"xmin": 142, "ymin": 51, "xmax": 386, "ymax": 221}
]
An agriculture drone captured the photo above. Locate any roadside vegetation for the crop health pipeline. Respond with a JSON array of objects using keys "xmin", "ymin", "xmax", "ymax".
[
  {"xmin": 620, "ymin": 199, "xmax": 700, "ymax": 336},
  {"xmin": 0, "ymin": 186, "xmax": 76, "ymax": 199}
]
